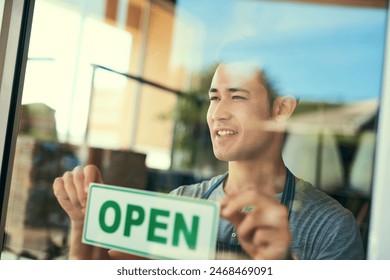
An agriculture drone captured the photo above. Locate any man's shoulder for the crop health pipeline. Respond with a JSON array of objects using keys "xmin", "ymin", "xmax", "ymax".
[
  {"xmin": 291, "ymin": 179, "xmax": 364, "ymax": 259},
  {"xmin": 169, "ymin": 173, "xmax": 226, "ymax": 198},
  {"xmin": 296, "ymin": 180, "xmax": 340, "ymax": 205},
  {"xmin": 293, "ymin": 179, "xmax": 356, "ymax": 221}
]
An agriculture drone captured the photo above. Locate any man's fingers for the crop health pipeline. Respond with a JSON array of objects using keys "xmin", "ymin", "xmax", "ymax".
[
  {"xmin": 73, "ymin": 166, "xmax": 87, "ymax": 207},
  {"xmin": 52, "ymin": 164, "xmax": 105, "ymax": 225},
  {"xmin": 251, "ymin": 228, "xmax": 291, "ymax": 259},
  {"xmin": 53, "ymin": 164, "xmax": 103, "ymax": 210},
  {"xmin": 221, "ymin": 189, "xmax": 275, "ymax": 218},
  {"xmin": 84, "ymin": 165, "xmax": 103, "ymax": 192},
  {"xmin": 221, "ymin": 207, "xmax": 245, "ymax": 228},
  {"xmin": 53, "ymin": 177, "xmax": 83, "ymax": 220},
  {"xmin": 53, "ymin": 177, "xmax": 67, "ymax": 203},
  {"xmin": 62, "ymin": 171, "xmax": 83, "ymax": 209},
  {"xmin": 236, "ymin": 204, "xmax": 289, "ymax": 239}
]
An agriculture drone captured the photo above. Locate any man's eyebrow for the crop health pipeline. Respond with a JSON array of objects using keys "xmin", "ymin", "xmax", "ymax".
[
  {"xmin": 208, "ymin": 87, "xmax": 250, "ymax": 94},
  {"xmin": 228, "ymin": 87, "xmax": 250, "ymax": 94}
]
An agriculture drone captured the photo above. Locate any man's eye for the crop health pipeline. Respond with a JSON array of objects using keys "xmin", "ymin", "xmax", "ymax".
[
  {"xmin": 209, "ymin": 96, "xmax": 219, "ymax": 101},
  {"xmin": 232, "ymin": 95, "xmax": 245, "ymax": 100}
]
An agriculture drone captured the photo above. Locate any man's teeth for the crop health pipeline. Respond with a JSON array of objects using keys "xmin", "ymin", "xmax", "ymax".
[{"xmin": 217, "ymin": 130, "xmax": 236, "ymax": 136}]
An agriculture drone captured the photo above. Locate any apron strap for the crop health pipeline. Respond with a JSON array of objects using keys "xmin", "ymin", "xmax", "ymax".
[
  {"xmin": 202, "ymin": 173, "xmax": 228, "ymax": 200},
  {"xmin": 280, "ymin": 168, "xmax": 296, "ymax": 219}
]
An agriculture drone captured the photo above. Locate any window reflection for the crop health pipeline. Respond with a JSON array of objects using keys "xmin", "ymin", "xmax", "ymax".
[{"xmin": 1, "ymin": 0, "xmax": 386, "ymax": 259}]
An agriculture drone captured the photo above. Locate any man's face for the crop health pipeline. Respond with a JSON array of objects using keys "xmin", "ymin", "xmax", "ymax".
[{"xmin": 207, "ymin": 62, "xmax": 276, "ymax": 162}]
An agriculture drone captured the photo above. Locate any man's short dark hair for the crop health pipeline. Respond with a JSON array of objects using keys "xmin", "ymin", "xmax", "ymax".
[{"xmin": 216, "ymin": 37, "xmax": 281, "ymax": 110}]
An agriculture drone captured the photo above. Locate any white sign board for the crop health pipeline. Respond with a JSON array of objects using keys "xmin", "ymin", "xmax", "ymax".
[{"xmin": 83, "ymin": 184, "xmax": 219, "ymax": 260}]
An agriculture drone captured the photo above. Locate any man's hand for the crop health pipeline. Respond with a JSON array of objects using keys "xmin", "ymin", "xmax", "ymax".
[
  {"xmin": 220, "ymin": 189, "xmax": 291, "ymax": 260},
  {"xmin": 53, "ymin": 164, "xmax": 108, "ymax": 259},
  {"xmin": 53, "ymin": 165, "xmax": 103, "ymax": 224}
]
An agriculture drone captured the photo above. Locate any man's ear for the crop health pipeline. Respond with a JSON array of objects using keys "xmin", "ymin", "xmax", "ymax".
[{"xmin": 272, "ymin": 95, "xmax": 297, "ymax": 121}]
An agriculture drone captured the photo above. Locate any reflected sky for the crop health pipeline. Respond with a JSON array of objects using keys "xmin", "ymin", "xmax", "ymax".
[{"xmin": 175, "ymin": 0, "xmax": 387, "ymax": 102}]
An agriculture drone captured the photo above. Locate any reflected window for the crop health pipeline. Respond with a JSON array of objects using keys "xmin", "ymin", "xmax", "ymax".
[{"xmin": 1, "ymin": 0, "xmax": 387, "ymax": 259}]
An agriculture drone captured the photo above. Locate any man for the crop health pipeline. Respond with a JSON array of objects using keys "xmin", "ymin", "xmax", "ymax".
[{"xmin": 53, "ymin": 60, "xmax": 364, "ymax": 260}]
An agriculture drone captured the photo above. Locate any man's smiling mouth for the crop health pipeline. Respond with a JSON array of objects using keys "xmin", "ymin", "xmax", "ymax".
[{"xmin": 216, "ymin": 130, "xmax": 237, "ymax": 137}]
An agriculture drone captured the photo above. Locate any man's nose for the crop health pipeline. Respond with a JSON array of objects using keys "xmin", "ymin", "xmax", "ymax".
[{"xmin": 212, "ymin": 100, "xmax": 231, "ymax": 120}]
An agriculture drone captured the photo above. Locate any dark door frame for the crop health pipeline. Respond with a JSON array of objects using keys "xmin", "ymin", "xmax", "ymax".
[{"xmin": 0, "ymin": 0, "xmax": 35, "ymax": 252}]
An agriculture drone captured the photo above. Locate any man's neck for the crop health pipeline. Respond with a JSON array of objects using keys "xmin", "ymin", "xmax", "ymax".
[{"xmin": 225, "ymin": 159, "xmax": 287, "ymax": 196}]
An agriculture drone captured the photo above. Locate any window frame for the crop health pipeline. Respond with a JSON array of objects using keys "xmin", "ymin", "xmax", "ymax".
[
  {"xmin": 0, "ymin": 0, "xmax": 35, "ymax": 251},
  {"xmin": 367, "ymin": 2, "xmax": 390, "ymax": 260}
]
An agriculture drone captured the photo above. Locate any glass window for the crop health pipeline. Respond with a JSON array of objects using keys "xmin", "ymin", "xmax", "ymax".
[{"xmin": 1, "ymin": 0, "xmax": 387, "ymax": 259}]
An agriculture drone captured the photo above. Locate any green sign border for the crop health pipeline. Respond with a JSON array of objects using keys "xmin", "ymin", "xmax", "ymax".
[{"xmin": 83, "ymin": 183, "xmax": 220, "ymax": 260}]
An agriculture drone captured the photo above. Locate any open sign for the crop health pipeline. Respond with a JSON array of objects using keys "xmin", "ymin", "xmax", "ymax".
[{"xmin": 82, "ymin": 184, "xmax": 219, "ymax": 259}]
